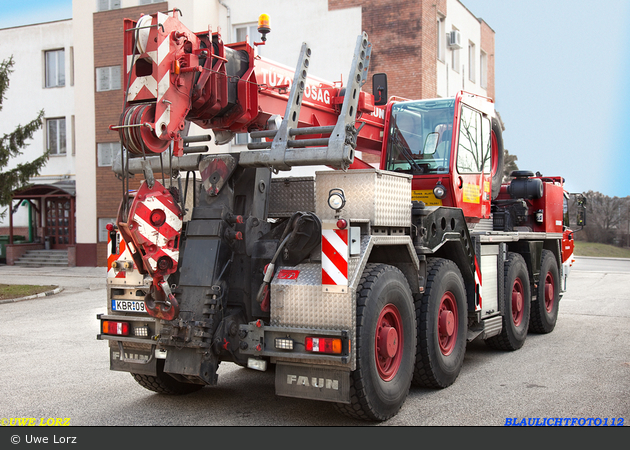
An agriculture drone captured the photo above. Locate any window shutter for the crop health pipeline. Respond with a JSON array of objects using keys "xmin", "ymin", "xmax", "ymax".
[{"xmin": 111, "ymin": 66, "xmax": 122, "ymax": 90}]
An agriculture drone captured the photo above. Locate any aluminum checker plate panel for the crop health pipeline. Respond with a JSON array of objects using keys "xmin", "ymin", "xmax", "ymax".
[
  {"xmin": 271, "ymin": 264, "xmax": 353, "ymax": 330},
  {"xmin": 315, "ymin": 169, "xmax": 412, "ymax": 227},
  {"xmin": 268, "ymin": 177, "xmax": 315, "ymax": 218}
]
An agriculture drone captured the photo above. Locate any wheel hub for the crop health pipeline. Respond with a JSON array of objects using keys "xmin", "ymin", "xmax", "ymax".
[
  {"xmin": 439, "ymin": 310, "xmax": 455, "ymax": 337},
  {"xmin": 438, "ymin": 292, "xmax": 458, "ymax": 356},
  {"xmin": 544, "ymin": 273, "xmax": 554, "ymax": 312},
  {"xmin": 378, "ymin": 326, "xmax": 398, "ymax": 358},
  {"xmin": 511, "ymin": 279, "xmax": 524, "ymax": 326},
  {"xmin": 375, "ymin": 304, "xmax": 403, "ymax": 381}
]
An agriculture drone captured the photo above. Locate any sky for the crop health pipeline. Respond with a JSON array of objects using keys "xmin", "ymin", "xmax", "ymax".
[
  {"xmin": 463, "ymin": 0, "xmax": 630, "ymax": 198},
  {"xmin": 0, "ymin": 0, "xmax": 72, "ymax": 29},
  {"xmin": 2, "ymin": 0, "xmax": 629, "ymax": 197}
]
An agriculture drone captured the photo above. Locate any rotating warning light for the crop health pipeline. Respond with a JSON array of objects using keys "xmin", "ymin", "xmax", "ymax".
[{"xmin": 258, "ymin": 14, "xmax": 271, "ymax": 42}]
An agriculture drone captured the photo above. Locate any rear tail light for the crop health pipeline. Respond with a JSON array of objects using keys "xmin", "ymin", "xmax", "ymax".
[
  {"xmin": 305, "ymin": 337, "xmax": 342, "ymax": 354},
  {"xmin": 102, "ymin": 321, "xmax": 130, "ymax": 336}
]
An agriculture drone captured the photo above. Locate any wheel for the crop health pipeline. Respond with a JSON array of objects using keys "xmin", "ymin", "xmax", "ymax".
[
  {"xmin": 131, "ymin": 359, "xmax": 204, "ymax": 395},
  {"xmin": 334, "ymin": 264, "xmax": 416, "ymax": 421},
  {"xmin": 529, "ymin": 250, "xmax": 559, "ymax": 333},
  {"xmin": 485, "ymin": 252, "xmax": 530, "ymax": 351},
  {"xmin": 413, "ymin": 258, "xmax": 467, "ymax": 388}
]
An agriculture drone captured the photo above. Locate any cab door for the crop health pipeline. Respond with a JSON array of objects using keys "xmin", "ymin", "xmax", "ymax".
[{"xmin": 452, "ymin": 104, "xmax": 492, "ymax": 219}]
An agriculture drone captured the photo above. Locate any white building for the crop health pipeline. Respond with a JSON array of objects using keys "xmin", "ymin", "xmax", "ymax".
[
  {"xmin": 2, "ymin": 0, "xmax": 494, "ymax": 265},
  {"xmin": 0, "ymin": 19, "xmax": 74, "ymax": 241}
]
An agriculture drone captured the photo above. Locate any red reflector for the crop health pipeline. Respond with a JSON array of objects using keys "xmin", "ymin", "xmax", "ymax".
[
  {"xmin": 305, "ymin": 337, "xmax": 342, "ymax": 354},
  {"xmin": 336, "ymin": 219, "xmax": 348, "ymax": 230},
  {"xmin": 102, "ymin": 321, "xmax": 130, "ymax": 336},
  {"xmin": 149, "ymin": 209, "xmax": 166, "ymax": 227}
]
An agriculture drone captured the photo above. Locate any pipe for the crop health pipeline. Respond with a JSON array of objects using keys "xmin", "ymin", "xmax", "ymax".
[{"xmin": 218, "ymin": 1, "xmax": 231, "ymax": 42}]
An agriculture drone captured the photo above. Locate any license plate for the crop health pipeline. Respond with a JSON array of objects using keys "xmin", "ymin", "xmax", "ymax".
[{"xmin": 112, "ymin": 300, "xmax": 146, "ymax": 312}]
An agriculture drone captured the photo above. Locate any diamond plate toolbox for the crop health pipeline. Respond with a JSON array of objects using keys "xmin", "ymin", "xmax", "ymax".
[
  {"xmin": 268, "ymin": 176, "xmax": 315, "ymax": 218},
  {"xmin": 315, "ymin": 169, "xmax": 412, "ymax": 227}
]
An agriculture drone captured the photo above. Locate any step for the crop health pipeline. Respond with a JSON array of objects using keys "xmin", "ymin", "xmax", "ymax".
[
  {"xmin": 14, "ymin": 250, "xmax": 69, "ymax": 267},
  {"xmin": 14, "ymin": 261, "xmax": 69, "ymax": 267}
]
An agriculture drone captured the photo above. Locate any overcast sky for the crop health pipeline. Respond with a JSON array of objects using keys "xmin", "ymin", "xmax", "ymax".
[{"xmin": 2, "ymin": 0, "xmax": 629, "ymax": 197}]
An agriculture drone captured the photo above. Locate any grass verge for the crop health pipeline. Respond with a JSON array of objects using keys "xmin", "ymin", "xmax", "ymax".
[
  {"xmin": 574, "ymin": 241, "xmax": 630, "ymax": 259},
  {"xmin": 0, "ymin": 284, "xmax": 58, "ymax": 300}
]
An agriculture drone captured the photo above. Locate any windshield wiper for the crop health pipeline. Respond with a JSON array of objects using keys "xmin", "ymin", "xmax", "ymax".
[{"xmin": 392, "ymin": 128, "xmax": 423, "ymax": 174}]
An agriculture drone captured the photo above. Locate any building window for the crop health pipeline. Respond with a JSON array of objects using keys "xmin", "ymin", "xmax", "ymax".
[
  {"xmin": 437, "ymin": 17, "xmax": 445, "ymax": 62},
  {"xmin": 139, "ymin": 0, "xmax": 163, "ymax": 4},
  {"xmin": 47, "ymin": 118, "xmax": 66, "ymax": 155},
  {"xmin": 235, "ymin": 24, "xmax": 259, "ymax": 44},
  {"xmin": 98, "ymin": 218, "xmax": 116, "ymax": 243},
  {"xmin": 98, "ymin": 142, "xmax": 119, "ymax": 167},
  {"xmin": 480, "ymin": 51, "xmax": 488, "ymax": 89},
  {"xmin": 452, "ymin": 47, "xmax": 460, "ymax": 73},
  {"xmin": 45, "ymin": 49, "xmax": 65, "ymax": 88},
  {"xmin": 234, "ymin": 23, "xmax": 263, "ymax": 55},
  {"xmin": 96, "ymin": 66, "xmax": 122, "ymax": 92},
  {"xmin": 468, "ymin": 42, "xmax": 476, "ymax": 83},
  {"xmin": 97, "ymin": 0, "xmax": 121, "ymax": 11}
]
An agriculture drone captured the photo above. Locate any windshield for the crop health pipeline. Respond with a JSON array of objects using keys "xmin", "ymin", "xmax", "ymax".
[{"xmin": 385, "ymin": 99, "xmax": 455, "ymax": 174}]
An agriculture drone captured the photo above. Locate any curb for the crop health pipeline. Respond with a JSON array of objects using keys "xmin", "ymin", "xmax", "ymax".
[
  {"xmin": 0, "ymin": 286, "xmax": 64, "ymax": 304},
  {"xmin": 574, "ymin": 256, "xmax": 630, "ymax": 261}
]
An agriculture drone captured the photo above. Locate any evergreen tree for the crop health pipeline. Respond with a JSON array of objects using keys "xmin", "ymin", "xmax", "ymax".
[{"xmin": 0, "ymin": 56, "xmax": 48, "ymax": 219}]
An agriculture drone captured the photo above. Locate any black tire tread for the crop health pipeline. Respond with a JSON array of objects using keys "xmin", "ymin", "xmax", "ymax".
[
  {"xmin": 485, "ymin": 252, "xmax": 530, "ymax": 351},
  {"xmin": 413, "ymin": 257, "xmax": 467, "ymax": 388},
  {"xmin": 529, "ymin": 250, "xmax": 559, "ymax": 334},
  {"xmin": 131, "ymin": 361, "xmax": 204, "ymax": 395},
  {"xmin": 334, "ymin": 263, "xmax": 413, "ymax": 421}
]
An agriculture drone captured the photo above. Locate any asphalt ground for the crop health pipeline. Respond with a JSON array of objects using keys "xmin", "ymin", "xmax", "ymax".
[{"xmin": 0, "ymin": 257, "xmax": 627, "ymax": 439}]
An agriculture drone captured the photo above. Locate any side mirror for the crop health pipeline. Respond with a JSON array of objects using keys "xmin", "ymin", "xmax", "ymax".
[
  {"xmin": 577, "ymin": 208, "xmax": 586, "ymax": 227},
  {"xmin": 575, "ymin": 194, "xmax": 586, "ymax": 228},
  {"xmin": 372, "ymin": 73, "xmax": 388, "ymax": 106}
]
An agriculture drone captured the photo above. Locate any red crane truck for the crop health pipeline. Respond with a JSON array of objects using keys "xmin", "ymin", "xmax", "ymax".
[{"xmin": 98, "ymin": 9, "xmax": 576, "ymax": 421}]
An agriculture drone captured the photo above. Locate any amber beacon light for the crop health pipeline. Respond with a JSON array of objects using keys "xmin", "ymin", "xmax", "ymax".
[{"xmin": 258, "ymin": 14, "xmax": 271, "ymax": 41}]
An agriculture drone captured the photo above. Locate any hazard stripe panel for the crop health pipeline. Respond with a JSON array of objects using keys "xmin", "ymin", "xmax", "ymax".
[
  {"xmin": 322, "ymin": 228, "xmax": 348, "ymax": 288},
  {"xmin": 474, "ymin": 256, "xmax": 482, "ymax": 311}
]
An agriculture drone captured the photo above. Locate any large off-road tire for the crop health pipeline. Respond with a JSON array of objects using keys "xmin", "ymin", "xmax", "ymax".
[
  {"xmin": 529, "ymin": 250, "xmax": 560, "ymax": 334},
  {"xmin": 413, "ymin": 258, "xmax": 467, "ymax": 388},
  {"xmin": 335, "ymin": 264, "xmax": 416, "ymax": 421},
  {"xmin": 131, "ymin": 359, "xmax": 204, "ymax": 395},
  {"xmin": 485, "ymin": 252, "xmax": 530, "ymax": 351}
]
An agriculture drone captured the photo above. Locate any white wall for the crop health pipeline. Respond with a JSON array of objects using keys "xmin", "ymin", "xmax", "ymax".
[
  {"xmin": 224, "ymin": 0, "xmax": 362, "ymax": 176},
  {"xmin": 437, "ymin": 0, "xmax": 487, "ymax": 98},
  {"xmin": 225, "ymin": 0, "xmax": 361, "ymax": 83},
  {"xmin": 73, "ymin": 2, "xmax": 96, "ymax": 244},
  {"xmin": 0, "ymin": 19, "xmax": 74, "ymax": 228}
]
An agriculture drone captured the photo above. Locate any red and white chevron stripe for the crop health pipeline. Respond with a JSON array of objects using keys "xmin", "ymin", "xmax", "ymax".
[
  {"xmin": 107, "ymin": 230, "xmax": 128, "ymax": 279},
  {"xmin": 322, "ymin": 227, "xmax": 348, "ymax": 291},
  {"xmin": 474, "ymin": 256, "xmax": 482, "ymax": 311},
  {"xmin": 127, "ymin": 181, "xmax": 182, "ymax": 277}
]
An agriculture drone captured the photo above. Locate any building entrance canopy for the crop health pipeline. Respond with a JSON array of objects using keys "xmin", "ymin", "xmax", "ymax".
[{"xmin": 8, "ymin": 181, "xmax": 76, "ymax": 249}]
